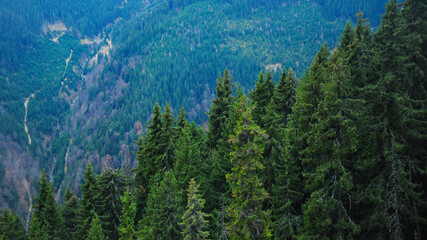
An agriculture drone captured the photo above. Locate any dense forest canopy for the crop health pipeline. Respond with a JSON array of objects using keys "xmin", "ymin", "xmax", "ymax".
[{"xmin": 1, "ymin": 0, "xmax": 425, "ymax": 239}]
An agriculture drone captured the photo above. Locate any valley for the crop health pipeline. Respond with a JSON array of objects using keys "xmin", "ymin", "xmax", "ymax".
[{"xmin": 0, "ymin": 0, "xmax": 391, "ymax": 226}]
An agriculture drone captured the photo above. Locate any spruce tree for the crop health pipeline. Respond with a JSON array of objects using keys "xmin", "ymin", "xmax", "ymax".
[
  {"xmin": 77, "ymin": 162, "xmax": 99, "ymax": 240},
  {"xmin": 250, "ymin": 71, "xmax": 275, "ymax": 128},
  {"xmin": 119, "ymin": 188, "xmax": 136, "ymax": 240},
  {"xmin": 364, "ymin": 1, "xmax": 426, "ymax": 238},
  {"xmin": 158, "ymin": 103, "xmax": 177, "ymax": 171},
  {"xmin": 61, "ymin": 187, "xmax": 79, "ymax": 240},
  {"xmin": 272, "ymin": 68, "xmax": 297, "ymax": 127},
  {"xmin": 280, "ymin": 44, "xmax": 330, "ymax": 237},
  {"xmin": 177, "ymin": 106, "xmax": 188, "ymax": 132},
  {"xmin": 180, "ymin": 179, "xmax": 210, "ymax": 240},
  {"xmin": 299, "ymin": 52, "xmax": 359, "ymax": 239},
  {"xmin": 0, "ymin": 210, "xmax": 28, "ymax": 240},
  {"xmin": 97, "ymin": 168, "xmax": 131, "ymax": 240},
  {"xmin": 207, "ymin": 69, "xmax": 234, "ymax": 150},
  {"xmin": 135, "ymin": 102, "xmax": 162, "ymax": 218},
  {"xmin": 226, "ymin": 95, "xmax": 272, "ymax": 239},
  {"xmin": 30, "ymin": 170, "xmax": 64, "ymax": 240},
  {"xmin": 140, "ymin": 170, "xmax": 183, "ymax": 239},
  {"xmin": 87, "ymin": 214, "xmax": 105, "ymax": 240}
]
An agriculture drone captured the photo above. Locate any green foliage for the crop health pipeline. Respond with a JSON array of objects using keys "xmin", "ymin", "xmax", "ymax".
[
  {"xmin": 119, "ymin": 188, "xmax": 137, "ymax": 240},
  {"xmin": 77, "ymin": 162, "xmax": 99, "ymax": 240},
  {"xmin": 97, "ymin": 168, "xmax": 132, "ymax": 240},
  {"xmin": 30, "ymin": 170, "xmax": 64, "ymax": 240},
  {"xmin": 0, "ymin": 210, "xmax": 28, "ymax": 240},
  {"xmin": 60, "ymin": 187, "xmax": 80, "ymax": 240},
  {"xmin": 226, "ymin": 95, "xmax": 272, "ymax": 239},
  {"xmin": 180, "ymin": 179, "xmax": 210, "ymax": 240},
  {"xmin": 139, "ymin": 170, "xmax": 184, "ymax": 240},
  {"xmin": 87, "ymin": 214, "xmax": 105, "ymax": 240}
]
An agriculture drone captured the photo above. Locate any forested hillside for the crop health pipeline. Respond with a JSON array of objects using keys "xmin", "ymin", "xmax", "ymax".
[
  {"xmin": 0, "ymin": 0, "xmax": 393, "ymax": 229},
  {"xmin": 1, "ymin": 0, "xmax": 425, "ymax": 238}
]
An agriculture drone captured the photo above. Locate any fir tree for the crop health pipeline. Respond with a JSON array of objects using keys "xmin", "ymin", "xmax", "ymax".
[
  {"xmin": 226, "ymin": 95, "xmax": 272, "ymax": 239},
  {"xmin": 119, "ymin": 188, "xmax": 136, "ymax": 240},
  {"xmin": 180, "ymin": 179, "xmax": 210, "ymax": 240}
]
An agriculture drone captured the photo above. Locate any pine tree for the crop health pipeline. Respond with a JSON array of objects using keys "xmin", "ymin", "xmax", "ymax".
[
  {"xmin": 135, "ymin": 102, "xmax": 162, "ymax": 218},
  {"xmin": 30, "ymin": 170, "xmax": 64, "ymax": 240},
  {"xmin": 87, "ymin": 214, "xmax": 105, "ymax": 240},
  {"xmin": 140, "ymin": 170, "xmax": 184, "ymax": 239},
  {"xmin": 119, "ymin": 188, "xmax": 136, "ymax": 240},
  {"xmin": 61, "ymin": 187, "xmax": 79, "ymax": 240},
  {"xmin": 77, "ymin": 162, "xmax": 99, "ymax": 240},
  {"xmin": 180, "ymin": 179, "xmax": 210, "ymax": 240},
  {"xmin": 0, "ymin": 210, "xmax": 28, "ymax": 240},
  {"xmin": 226, "ymin": 95, "xmax": 272, "ymax": 239}
]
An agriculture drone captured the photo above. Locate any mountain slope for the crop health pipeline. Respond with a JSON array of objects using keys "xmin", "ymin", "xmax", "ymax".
[{"xmin": 0, "ymin": 0, "xmax": 387, "ymax": 222}]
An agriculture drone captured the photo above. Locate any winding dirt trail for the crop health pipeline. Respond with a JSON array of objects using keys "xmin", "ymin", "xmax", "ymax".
[
  {"xmin": 24, "ymin": 94, "xmax": 35, "ymax": 145},
  {"xmin": 62, "ymin": 49, "xmax": 73, "ymax": 77}
]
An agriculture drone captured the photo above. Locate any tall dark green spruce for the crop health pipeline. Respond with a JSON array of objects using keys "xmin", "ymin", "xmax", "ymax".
[
  {"xmin": 180, "ymin": 179, "xmax": 210, "ymax": 240},
  {"xmin": 87, "ymin": 213, "xmax": 105, "ymax": 240},
  {"xmin": 29, "ymin": 170, "xmax": 64, "ymax": 240},
  {"xmin": 157, "ymin": 103, "xmax": 177, "ymax": 171},
  {"xmin": 204, "ymin": 69, "xmax": 235, "ymax": 221},
  {"xmin": 174, "ymin": 125, "xmax": 204, "ymax": 208},
  {"xmin": 299, "ymin": 48, "xmax": 360, "ymax": 239},
  {"xmin": 278, "ymin": 44, "xmax": 330, "ymax": 238},
  {"xmin": 367, "ymin": 0, "xmax": 425, "ymax": 238},
  {"xmin": 76, "ymin": 162, "xmax": 99, "ymax": 240},
  {"xmin": 60, "ymin": 187, "xmax": 80, "ymax": 240},
  {"xmin": 0, "ymin": 210, "xmax": 28, "ymax": 240},
  {"xmin": 119, "ymin": 188, "xmax": 137, "ymax": 240},
  {"xmin": 207, "ymin": 69, "xmax": 234, "ymax": 150},
  {"xmin": 97, "ymin": 168, "xmax": 131, "ymax": 240},
  {"xmin": 400, "ymin": 0, "xmax": 427, "ymax": 238},
  {"xmin": 226, "ymin": 95, "xmax": 272, "ymax": 239},
  {"xmin": 135, "ymin": 102, "xmax": 162, "ymax": 218},
  {"xmin": 139, "ymin": 170, "xmax": 184, "ymax": 239},
  {"xmin": 250, "ymin": 71, "xmax": 275, "ymax": 128}
]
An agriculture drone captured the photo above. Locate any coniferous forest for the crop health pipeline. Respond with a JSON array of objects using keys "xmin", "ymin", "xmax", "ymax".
[{"xmin": 0, "ymin": 0, "xmax": 426, "ymax": 239}]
